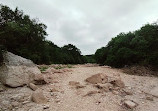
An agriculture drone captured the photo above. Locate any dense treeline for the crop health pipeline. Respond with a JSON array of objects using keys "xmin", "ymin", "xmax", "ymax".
[
  {"xmin": 0, "ymin": 4, "xmax": 85, "ymax": 64},
  {"xmin": 83, "ymin": 55, "xmax": 96, "ymax": 63},
  {"xmin": 95, "ymin": 23, "xmax": 158, "ymax": 68},
  {"xmin": 2, "ymin": 4, "xmax": 157, "ymax": 67}
]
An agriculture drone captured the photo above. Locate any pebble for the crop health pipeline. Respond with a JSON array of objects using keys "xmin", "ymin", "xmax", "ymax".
[
  {"xmin": 50, "ymin": 92, "xmax": 54, "ymax": 96},
  {"xmin": 124, "ymin": 100, "xmax": 137, "ymax": 109},
  {"xmin": 43, "ymin": 105, "xmax": 49, "ymax": 109},
  {"xmin": 112, "ymin": 91, "xmax": 119, "ymax": 95},
  {"xmin": 128, "ymin": 87, "xmax": 132, "ymax": 90},
  {"xmin": 141, "ymin": 101, "xmax": 145, "ymax": 104},
  {"xmin": 0, "ymin": 87, "xmax": 4, "ymax": 92},
  {"xmin": 22, "ymin": 101, "xmax": 30, "ymax": 105},
  {"xmin": 146, "ymin": 96, "xmax": 154, "ymax": 101},
  {"xmin": 55, "ymin": 99, "xmax": 60, "ymax": 103}
]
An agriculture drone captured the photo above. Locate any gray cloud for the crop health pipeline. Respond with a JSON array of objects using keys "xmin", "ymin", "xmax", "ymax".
[{"xmin": 1, "ymin": 0, "xmax": 158, "ymax": 55}]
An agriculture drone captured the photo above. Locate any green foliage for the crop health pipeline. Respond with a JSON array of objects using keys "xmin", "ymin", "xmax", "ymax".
[
  {"xmin": 67, "ymin": 64, "xmax": 73, "ymax": 68},
  {"xmin": 39, "ymin": 66, "xmax": 48, "ymax": 72},
  {"xmin": 61, "ymin": 44, "xmax": 84, "ymax": 64},
  {"xmin": 0, "ymin": 4, "xmax": 86, "ymax": 65},
  {"xmin": 95, "ymin": 23, "xmax": 158, "ymax": 68},
  {"xmin": 0, "ymin": 4, "xmax": 47, "ymax": 64},
  {"xmin": 54, "ymin": 64, "xmax": 73, "ymax": 69},
  {"xmin": 54, "ymin": 65, "xmax": 63, "ymax": 69},
  {"xmin": 95, "ymin": 47, "xmax": 108, "ymax": 64},
  {"xmin": 83, "ymin": 55, "xmax": 96, "ymax": 63}
]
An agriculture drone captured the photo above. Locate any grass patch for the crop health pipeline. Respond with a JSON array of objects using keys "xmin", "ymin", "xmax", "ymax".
[
  {"xmin": 39, "ymin": 66, "xmax": 48, "ymax": 72},
  {"xmin": 67, "ymin": 64, "xmax": 73, "ymax": 68},
  {"xmin": 55, "ymin": 65, "xmax": 63, "ymax": 69},
  {"xmin": 54, "ymin": 64, "xmax": 73, "ymax": 69}
]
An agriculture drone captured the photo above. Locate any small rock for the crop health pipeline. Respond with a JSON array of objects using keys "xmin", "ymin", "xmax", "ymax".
[
  {"xmin": 113, "ymin": 87, "xmax": 120, "ymax": 91},
  {"xmin": 110, "ymin": 79, "xmax": 125, "ymax": 88},
  {"xmin": 94, "ymin": 83, "xmax": 113, "ymax": 92},
  {"xmin": 85, "ymin": 73, "xmax": 108, "ymax": 84},
  {"xmin": 137, "ymin": 90, "xmax": 142, "ymax": 94},
  {"xmin": 61, "ymin": 91, "xmax": 64, "ymax": 94},
  {"xmin": 124, "ymin": 100, "xmax": 137, "ymax": 109},
  {"xmin": 29, "ymin": 83, "xmax": 38, "ymax": 91},
  {"xmin": 0, "ymin": 87, "xmax": 4, "ymax": 92},
  {"xmin": 50, "ymin": 92, "xmax": 54, "ymax": 96},
  {"xmin": 11, "ymin": 101, "xmax": 19, "ymax": 107},
  {"xmin": 76, "ymin": 85, "xmax": 86, "ymax": 89},
  {"xmin": 55, "ymin": 99, "xmax": 60, "ymax": 103},
  {"xmin": 83, "ymin": 91, "xmax": 98, "ymax": 97},
  {"xmin": 146, "ymin": 96, "xmax": 154, "ymax": 101},
  {"xmin": 69, "ymin": 81, "xmax": 80, "ymax": 86},
  {"xmin": 49, "ymin": 87, "xmax": 59, "ymax": 92},
  {"xmin": 43, "ymin": 105, "xmax": 49, "ymax": 109},
  {"xmin": 96, "ymin": 101, "xmax": 101, "ymax": 105},
  {"xmin": 32, "ymin": 89, "xmax": 48, "ymax": 104},
  {"xmin": 127, "ymin": 87, "xmax": 132, "ymax": 90},
  {"xmin": 112, "ymin": 90, "xmax": 119, "ymax": 95},
  {"xmin": 53, "ymin": 81, "xmax": 59, "ymax": 83},
  {"xmin": 34, "ymin": 74, "xmax": 47, "ymax": 85},
  {"xmin": 22, "ymin": 101, "xmax": 30, "ymax": 105},
  {"xmin": 123, "ymin": 89, "xmax": 133, "ymax": 95},
  {"xmin": 69, "ymin": 81, "xmax": 85, "ymax": 89}
]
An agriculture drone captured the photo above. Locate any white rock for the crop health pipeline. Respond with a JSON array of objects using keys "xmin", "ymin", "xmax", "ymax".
[
  {"xmin": 43, "ymin": 105, "xmax": 49, "ymax": 109},
  {"xmin": 0, "ymin": 51, "xmax": 41, "ymax": 87},
  {"xmin": 124, "ymin": 100, "xmax": 137, "ymax": 109}
]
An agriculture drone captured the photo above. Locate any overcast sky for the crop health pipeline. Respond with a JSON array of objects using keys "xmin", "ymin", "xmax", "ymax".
[{"xmin": 1, "ymin": 0, "xmax": 158, "ymax": 55}]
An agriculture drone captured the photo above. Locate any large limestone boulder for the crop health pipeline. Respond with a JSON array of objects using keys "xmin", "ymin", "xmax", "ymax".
[{"xmin": 0, "ymin": 51, "xmax": 42, "ymax": 87}]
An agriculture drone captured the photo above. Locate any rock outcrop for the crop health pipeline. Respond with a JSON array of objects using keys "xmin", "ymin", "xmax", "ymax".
[
  {"xmin": 0, "ymin": 51, "xmax": 42, "ymax": 87},
  {"xmin": 85, "ymin": 73, "xmax": 108, "ymax": 84}
]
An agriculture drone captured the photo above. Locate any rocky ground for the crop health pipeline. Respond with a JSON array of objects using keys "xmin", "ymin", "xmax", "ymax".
[{"xmin": 0, "ymin": 64, "xmax": 158, "ymax": 111}]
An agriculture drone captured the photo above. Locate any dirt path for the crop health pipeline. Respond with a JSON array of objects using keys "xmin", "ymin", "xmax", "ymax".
[{"xmin": 0, "ymin": 65, "xmax": 158, "ymax": 111}]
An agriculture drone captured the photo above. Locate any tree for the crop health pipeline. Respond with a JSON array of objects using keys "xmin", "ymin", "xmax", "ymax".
[
  {"xmin": 95, "ymin": 22, "xmax": 158, "ymax": 68},
  {"xmin": 0, "ymin": 4, "xmax": 47, "ymax": 64},
  {"xmin": 61, "ymin": 44, "xmax": 83, "ymax": 64}
]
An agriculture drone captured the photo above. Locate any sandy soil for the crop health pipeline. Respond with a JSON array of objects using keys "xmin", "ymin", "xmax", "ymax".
[{"xmin": 0, "ymin": 65, "xmax": 158, "ymax": 111}]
